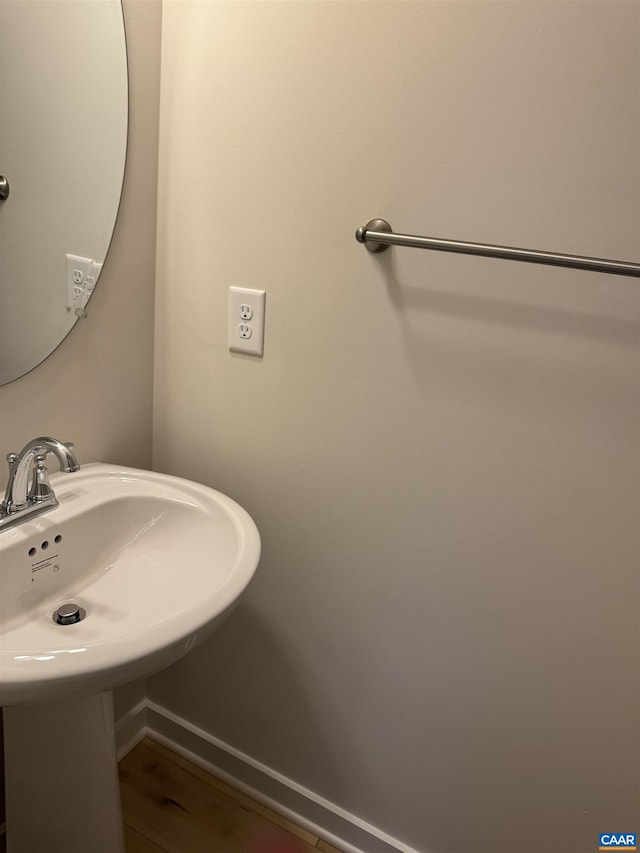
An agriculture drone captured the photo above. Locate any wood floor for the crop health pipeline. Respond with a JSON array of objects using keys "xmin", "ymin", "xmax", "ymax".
[
  {"xmin": 120, "ymin": 738, "xmax": 344, "ymax": 853},
  {"xmin": 0, "ymin": 737, "xmax": 338, "ymax": 852}
]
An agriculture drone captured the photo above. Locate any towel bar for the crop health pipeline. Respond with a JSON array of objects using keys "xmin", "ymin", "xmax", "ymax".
[{"xmin": 355, "ymin": 219, "xmax": 640, "ymax": 278}]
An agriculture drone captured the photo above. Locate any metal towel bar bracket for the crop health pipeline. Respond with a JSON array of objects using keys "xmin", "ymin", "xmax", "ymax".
[{"xmin": 355, "ymin": 219, "xmax": 640, "ymax": 278}]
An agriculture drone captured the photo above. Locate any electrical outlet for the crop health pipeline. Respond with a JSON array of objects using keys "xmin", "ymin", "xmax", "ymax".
[
  {"xmin": 228, "ymin": 287, "xmax": 266, "ymax": 356},
  {"xmin": 65, "ymin": 254, "xmax": 102, "ymax": 311}
]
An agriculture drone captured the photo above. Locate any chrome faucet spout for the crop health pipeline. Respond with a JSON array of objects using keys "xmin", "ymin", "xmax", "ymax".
[
  {"xmin": 46, "ymin": 438, "xmax": 81, "ymax": 474},
  {"xmin": 0, "ymin": 437, "xmax": 80, "ymax": 531}
]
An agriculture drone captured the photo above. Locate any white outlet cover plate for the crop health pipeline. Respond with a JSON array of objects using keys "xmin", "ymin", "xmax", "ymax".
[
  {"xmin": 65, "ymin": 253, "xmax": 93, "ymax": 310},
  {"xmin": 228, "ymin": 286, "xmax": 266, "ymax": 356},
  {"xmin": 65, "ymin": 254, "xmax": 102, "ymax": 311}
]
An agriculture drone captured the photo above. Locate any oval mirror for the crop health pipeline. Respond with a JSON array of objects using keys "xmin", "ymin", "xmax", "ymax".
[{"xmin": 0, "ymin": 0, "xmax": 128, "ymax": 385}]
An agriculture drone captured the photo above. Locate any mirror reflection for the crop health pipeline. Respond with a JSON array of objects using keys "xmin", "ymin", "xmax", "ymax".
[{"xmin": 0, "ymin": 0, "xmax": 128, "ymax": 385}]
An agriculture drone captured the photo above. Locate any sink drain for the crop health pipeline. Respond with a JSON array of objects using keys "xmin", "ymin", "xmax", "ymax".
[{"xmin": 53, "ymin": 603, "xmax": 86, "ymax": 625}]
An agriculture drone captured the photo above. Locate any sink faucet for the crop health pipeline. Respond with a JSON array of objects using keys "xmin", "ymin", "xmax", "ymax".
[{"xmin": 0, "ymin": 437, "xmax": 80, "ymax": 532}]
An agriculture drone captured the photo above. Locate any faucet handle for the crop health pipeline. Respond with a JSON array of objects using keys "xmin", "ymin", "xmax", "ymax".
[
  {"xmin": 1, "ymin": 454, "xmax": 19, "ymax": 513},
  {"xmin": 6, "ymin": 453, "xmax": 18, "ymax": 478},
  {"xmin": 28, "ymin": 455, "xmax": 55, "ymax": 503}
]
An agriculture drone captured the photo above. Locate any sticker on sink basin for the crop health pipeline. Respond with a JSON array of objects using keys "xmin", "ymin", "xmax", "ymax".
[{"xmin": 30, "ymin": 554, "xmax": 61, "ymax": 577}]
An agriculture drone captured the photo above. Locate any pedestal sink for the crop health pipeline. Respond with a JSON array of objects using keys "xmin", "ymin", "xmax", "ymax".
[{"xmin": 0, "ymin": 463, "xmax": 261, "ymax": 853}]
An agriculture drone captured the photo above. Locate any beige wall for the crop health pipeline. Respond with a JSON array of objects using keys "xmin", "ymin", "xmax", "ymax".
[
  {"xmin": 151, "ymin": 3, "xmax": 639, "ymax": 853},
  {"xmin": 0, "ymin": 0, "xmax": 161, "ymax": 826}
]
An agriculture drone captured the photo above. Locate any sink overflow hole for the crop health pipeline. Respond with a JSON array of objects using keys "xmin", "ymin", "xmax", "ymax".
[{"xmin": 27, "ymin": 534, "xmax": 62, "ymax": 558}]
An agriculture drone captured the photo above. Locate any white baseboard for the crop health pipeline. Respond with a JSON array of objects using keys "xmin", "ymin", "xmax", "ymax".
[
  {"xmin": 116, "ymin": 698, "xmax": 420, "ymax": 853},
  {"xmin": 114, "ymin": 698, "xmax": 148, "ymax": 761}
]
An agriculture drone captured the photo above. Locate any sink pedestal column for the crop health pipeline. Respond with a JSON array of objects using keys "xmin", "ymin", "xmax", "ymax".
[{"xmin": 3, "ymin": 691, "xmax": 125, "ymax": 853}]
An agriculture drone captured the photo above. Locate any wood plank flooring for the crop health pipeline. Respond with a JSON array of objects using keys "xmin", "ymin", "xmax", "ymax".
[{"xmin": 120, "ymin": 738, "xmax": 344, "ymax": 853}]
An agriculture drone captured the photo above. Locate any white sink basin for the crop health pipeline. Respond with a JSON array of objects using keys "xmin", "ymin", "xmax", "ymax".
[
  {"xmin": 0, "ymin": 463, "xmax": 260, "ymax": 706},
  {"xmin": 1, "ymin": 462, "xmax": 260, "ymax": 853}
]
